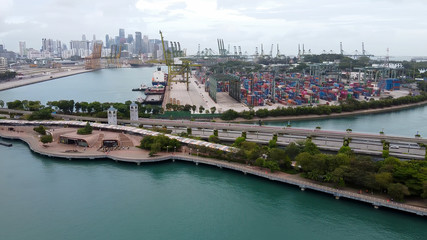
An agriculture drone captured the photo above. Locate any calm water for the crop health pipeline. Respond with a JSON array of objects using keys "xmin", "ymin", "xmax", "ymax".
[
  {"xmin": 1, "ymin": 69, "xmax": 427, "ymax": 239},
  {"xmin": 0, "ymin": 67, "xmax": 166, "ymax": 104},
  {"xmin": 0, "ymin": 139, "xmax": 426, "ymax": 240},
  {"xmin": 263, "ymin": 105, "xmax": 427, "ymax": 137}
]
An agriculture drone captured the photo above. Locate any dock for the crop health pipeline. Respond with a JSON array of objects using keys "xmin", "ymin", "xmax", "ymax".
[
  {"xmin": 140, "ymin": 94, "xmax": 164, "ymax": 105},
  {"xmin": 0, "ymin": 141, "xmax": 12, "ymax": 147}
]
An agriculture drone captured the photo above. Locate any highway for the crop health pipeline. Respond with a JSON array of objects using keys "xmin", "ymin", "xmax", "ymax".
[{"xmin": 1, "ymin": 108, "xmax": 426, "ymax": 159}]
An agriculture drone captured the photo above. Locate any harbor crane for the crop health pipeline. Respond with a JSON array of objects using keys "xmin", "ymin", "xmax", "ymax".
[
  {"xmin": 159, "ymin": 30, "xmax": 200, "ymax": 92},
  {"xmin": 85, "ymin": 41, "xmax": 103, "ymax": 70},
  {"xmin": 270, "ymin": 44, "xmax": 273, "ymax": 58}
]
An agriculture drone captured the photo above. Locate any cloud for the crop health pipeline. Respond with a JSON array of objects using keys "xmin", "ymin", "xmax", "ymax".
[{"xmin": 0, "ymin": 0, "xmax": 426, "ymax": 56}]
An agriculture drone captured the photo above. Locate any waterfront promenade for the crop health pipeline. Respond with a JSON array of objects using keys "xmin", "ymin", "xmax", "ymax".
[{"xmin": 1, "ymin": 125, "xmax": 426, "ymax": 217}]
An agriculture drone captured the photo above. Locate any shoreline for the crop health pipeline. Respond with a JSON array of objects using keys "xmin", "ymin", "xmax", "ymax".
[
  {"xmin": 221, "ymin": 100, "xmax": 427, "ymax": 123},
  {"xmin": 0, "ymin": 68, "xmax": 93, "ymax": 91},
  {"xmin": 1, "ymin": 129, "xmax": 426, "ymax": 217}
]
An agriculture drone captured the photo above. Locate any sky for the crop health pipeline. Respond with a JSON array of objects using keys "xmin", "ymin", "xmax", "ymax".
[{"xmin": 1, "ymin": 0, "xmax": 427, "ymax": 57}]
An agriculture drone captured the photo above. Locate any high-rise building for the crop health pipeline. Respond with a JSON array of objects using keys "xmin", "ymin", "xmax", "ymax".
[
  {"xmin": 135, "ymin": 32, "xmax": 142, "ymax": 54},
  {"xmin": 0, "ymin": 57, "xmax": 7, "ymax": 73},
  {"xmin": 142, "ymin": 35, "xmax": 149, "ymax": 54},
  {"xmin": 82, "ymin": 34, "xmax": 86, "ymax": 41},
  {"xmin": 127, "ymin": 34, "xmax": 134, "ymax": 44},
  {"xmin": 19, "ymin": 41, "xmax": 26, "ymax": 57},
  {"xmin": 105, "ymin": 34, "xmax": 110, "ymax": 48},
  {"xmin": 70, "ymin": 40, "xmax": 90, "ymax": 57},
  {"xmin": 119, "ymin": 29, "xmax": 125, "ymax": 38}
]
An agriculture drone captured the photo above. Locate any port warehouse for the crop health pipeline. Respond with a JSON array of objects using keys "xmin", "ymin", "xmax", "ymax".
[{"xmin": 197, "ymin": 68, "xmax": 402, "ymax": 107}]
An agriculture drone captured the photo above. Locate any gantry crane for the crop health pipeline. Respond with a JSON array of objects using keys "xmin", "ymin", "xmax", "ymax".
[
  {"xmin": 160, "ymin": 30, "xmax": 200, "ymax": 92},
  {"xmin": 85, "ymin": 41, "xmax": 103, "ymax": 70}
]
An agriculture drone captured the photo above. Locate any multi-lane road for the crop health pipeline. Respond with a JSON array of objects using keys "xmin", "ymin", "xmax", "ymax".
[{"xmin": 1, "ymin": 108, "xmax": 426, "ymax": 159}]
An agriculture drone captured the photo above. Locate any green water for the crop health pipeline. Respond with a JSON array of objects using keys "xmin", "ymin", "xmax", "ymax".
[
  {"xmin": 263, "ymin": 106, "xmax": 427, "ymax": 137},
  {"xmin": 1, "ymin": 69, "xmax": 427, "ymax": 239},
  {"xmin": 0, "ymin": 67, "xmax": 165, "ymax": 103},
  {"xmin": 0, "ymin": 139, "xmax": 426, "ymax": 240}
]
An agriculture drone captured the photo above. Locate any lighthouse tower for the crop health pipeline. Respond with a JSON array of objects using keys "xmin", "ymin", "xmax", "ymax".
[
  {"xmin": 130, "ymin": 102, "xmax": 138, "ymax": 121},
  {"xmin": 107, "ymin": 106, "xmax": 117, "ymax": 125}
]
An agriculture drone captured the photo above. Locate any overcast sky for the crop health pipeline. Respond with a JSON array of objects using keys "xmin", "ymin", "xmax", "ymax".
[{"xmin": 1, "ymin": 0, "xmax": 426, "ymax": 56}]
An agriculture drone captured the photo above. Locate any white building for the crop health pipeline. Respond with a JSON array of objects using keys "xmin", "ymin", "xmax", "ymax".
[
  {"xmin": 0, "ymin": 57, "xmax": 7, "ymax": 72},
  {"xmin": 107, "ymin": 106, "xmax": 117, "ymax": 125},
  {"xmin": 19, "ymin": 41, "xmax": 27, "ymax": 57},
  {"xmin": 130, "ymin": 102, "xmax": 138, "ymax": 121}
]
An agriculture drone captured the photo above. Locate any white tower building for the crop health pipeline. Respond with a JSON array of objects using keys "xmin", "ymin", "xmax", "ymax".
[
  {"xmin": 130, "ymin": 102, "xmax": 138, "ymax": 121},
  {"xmin": 107, "ymin": 106, "xmax": 117, "ymax": 125}
]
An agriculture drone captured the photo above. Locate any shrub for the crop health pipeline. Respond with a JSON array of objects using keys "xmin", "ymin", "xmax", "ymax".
[
  {"xmin": 33, "ymin": 125, "xmax": 46, "ymax": 135},
  {"xmin": 77, "ymin": 122, "xmax": 93, "ymax": 135}
]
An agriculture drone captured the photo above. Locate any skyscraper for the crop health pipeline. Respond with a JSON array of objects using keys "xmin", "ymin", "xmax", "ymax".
[
  {"xmin": 142, "ymin": 35, "xmax": 149, "ymax": 54},
  {"xmin": 119, "ymin": 29, "xmax": 125, "ymax": 38},
  {"xmin": 127, "ymin": 34, "xmax": 134, "ymax": 44},
  {"xmin": 135, "ymin": 32, "xmax": 142, "ymax": 54},
  {"xmin": 105, "ymin": 34, "xmax": 110, "ymax": 48},
  {"xmin": 82, "ymin": 34, "xmax": 86, "ymax": 41},
  {"xmin": 19, "ymin": 41, "xmax": 26, "ymax": 57}
]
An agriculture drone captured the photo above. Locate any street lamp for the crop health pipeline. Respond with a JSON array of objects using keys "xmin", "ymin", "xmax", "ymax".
[
  {"xmin": 174, "ymin": 146, "xmax": 176, "ymax": 155},
  {"xmin": 197, "ymin": 149, "xmax": 199, "ymax": 157},
  {"xmin": 166, "ymin": 145, "xmax": 169, "ymax": 153}
]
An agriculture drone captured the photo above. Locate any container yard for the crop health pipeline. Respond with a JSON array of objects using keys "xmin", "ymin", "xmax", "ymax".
[{"xmin": 194, "ymin": 70, "xmax": 407, "ymax": 112}]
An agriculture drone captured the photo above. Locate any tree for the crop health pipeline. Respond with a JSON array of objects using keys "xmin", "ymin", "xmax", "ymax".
[
  {"xmin": 255, "ymin": 158, "xmax": 265, "ymax": 167},
  {"xmin": 264, "ymin": 160, "xmax": 280, "ymax": 172},
  {"xmin": 149, "ymin": 142, "xmax": 161, "ymax": 156},
  {"xmin": 28, "ymin": 108, "xmax": 53, "ymax": 120},
  {"xmin": 0, "ymin": 100, "xmax": 4, "ymax": 108},
  {"xmin": 191, "ymin": 105, "xmax": 197, "ymax": 113},
  {"xmin": 422, "ymin": 181, "xmax": 427, "ymax": 199},
  {"xmin": 387, "ymin": 183, "xmax": 410, "ymax": 202},
  {"xmin": 210, "ymin": 106, "xmax": 216, "ymax": 114},
  {"xmin": 233, "ymin": 137, "xmax": 246, "ymax": 147},
  {"xmin": 183, "ymin": 104, "xmax": 192, "ymax": 112},
  {"xmin": 199, "ymin": 106, "xmax": 205, "ymax": 114},
  {"xmin": 285, "ymin": 142, "xmax": 301, "ymax": 160},
  {"xmin": 166, "ymin": 103, "xmax": 172, "ymax": 111},
  {"xmin": 375, "ymin": 172, "xmax": 393, "ymax": 191},
  {"xmin": 269, "ymin": 148, "xmax": 291, "ymax": 169},
  {"xmin": 40, "ymin": 134, "xmax": 53, "ymax": 144},
  {"xmin": 208, "ymin": 135, "xmax": 220, "ymax": 143},
  {"xmin": 338, "ymin": 146, "xmax": 353, "ymax": 156},
  {"xmin": 268, "ymin": 139, "xmax": 277, "ymax": 148},
  {"xmin": 220, "ymin": 109, "xmax": 239, "ymax": 120},
  {"xmin": 303, "ymin": 139, "xmax": 320, "ymax": 155}
]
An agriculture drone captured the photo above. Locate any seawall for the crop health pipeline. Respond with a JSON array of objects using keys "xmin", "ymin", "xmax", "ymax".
[{"xmin": 0, "ymin": 68, "xmax": 93, "ymax": 91}]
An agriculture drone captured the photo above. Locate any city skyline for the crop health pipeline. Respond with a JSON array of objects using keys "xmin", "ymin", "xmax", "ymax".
[{"xmin": 1, "ymin": 0, "xmax": 427, "ymax": 56}]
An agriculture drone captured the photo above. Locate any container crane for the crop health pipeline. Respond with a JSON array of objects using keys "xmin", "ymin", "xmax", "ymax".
[{"xmin": 270, "ymin": 44, "xmax": 273, "ymax": 58}]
